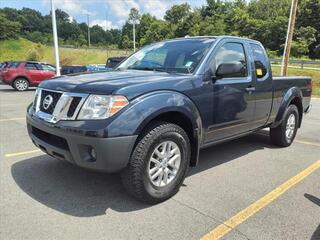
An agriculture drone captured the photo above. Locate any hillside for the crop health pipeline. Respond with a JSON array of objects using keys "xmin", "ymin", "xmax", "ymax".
[{"xmin": 0, "ymin": 38, "xmax": 130, "ymax": 65}]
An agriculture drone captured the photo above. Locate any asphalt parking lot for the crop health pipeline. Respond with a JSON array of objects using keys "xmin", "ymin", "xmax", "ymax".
[{"xmin": 0, "ymin": 84, "xmax": 319, "ymax": 240}]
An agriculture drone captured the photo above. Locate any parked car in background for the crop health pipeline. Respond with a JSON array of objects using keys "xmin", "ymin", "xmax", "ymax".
[
  {"xmin": 61, "ymin": 65, "xmax": 108, "ymax": 75},
  {"xmin": 87, "ymin": 64, "xmax": 109, "ymax": 72},
  {"xmin": 1, "ymin": 61, "xmax": 56, "ymax": 91},
  {"xmin": 0, "ymin": 62, "xmax": 9, "ymax": 69},
  {"xmin": 105, "ymin": 56, "xmax": 126, "ymax": 69},
  {"xmin": 61, "ymin": 65, "xmax": 89, "ymax": 75},
  {"xmin": 0, "ymin": 62, "xmax": 10, "ymax": 82}
]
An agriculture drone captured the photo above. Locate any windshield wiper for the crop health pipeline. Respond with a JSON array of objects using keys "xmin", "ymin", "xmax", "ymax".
[
  {"xmin": 128, "ymin": 67, "xmax": 189, "ymax": 74},
  {"xmin": 128, "ymin": 67, "xmax": 155, "ymax": 71}
]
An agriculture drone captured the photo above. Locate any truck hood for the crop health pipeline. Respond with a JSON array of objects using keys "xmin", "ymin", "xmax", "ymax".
[{"xmin": 39, "ymin": 70, "xmax": 192, "ymax": 100}]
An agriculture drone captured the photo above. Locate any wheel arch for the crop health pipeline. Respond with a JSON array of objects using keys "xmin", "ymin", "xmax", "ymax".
[
  {"xmin": 12, "ymin": 76, "xmax": 30, "ymax": 86},
  {"xmin": 138, "ymin": 111, "xmax": 200, "ymax": 167},
  {"xmin": 271, "ymin": 87, "xmax": 303, "ymax": 128},
  {"xmin": 107, "ymin": 91, "xmax": 203, "ymax": 167}
]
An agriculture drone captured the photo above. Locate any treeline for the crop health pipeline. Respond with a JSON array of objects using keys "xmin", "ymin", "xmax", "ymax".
[
  {"xmin": 1, "ymin": 0, "xmax": 320, "ymax": 58},
  {"xmin": 0, "ymin": 7, "xmax": 121, "ymax": 47}
]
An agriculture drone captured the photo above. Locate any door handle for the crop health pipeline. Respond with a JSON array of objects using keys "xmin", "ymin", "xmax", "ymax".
[{"xmin": 245, "ymin": 86, "xmax": 255, "ymax": 92}]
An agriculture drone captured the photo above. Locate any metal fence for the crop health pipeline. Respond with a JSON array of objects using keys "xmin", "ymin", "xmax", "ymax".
[
  {"xmin": 270, "ymin": 58, "xmax": 320, "ymax": 70},
  {"xmin": 60, "ymin": 45, "xmax": 133, "ymax": 57}
]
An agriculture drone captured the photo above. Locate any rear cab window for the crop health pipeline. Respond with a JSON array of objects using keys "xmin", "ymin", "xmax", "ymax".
[{"xmin": 250, "ymin": 43, "xmax": 269, "ymax": 79}]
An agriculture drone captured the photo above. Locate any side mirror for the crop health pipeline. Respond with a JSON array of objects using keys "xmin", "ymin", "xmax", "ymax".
[{"xmin": 215, "ymin": 62, "xmax": 245, "ymax": 79}]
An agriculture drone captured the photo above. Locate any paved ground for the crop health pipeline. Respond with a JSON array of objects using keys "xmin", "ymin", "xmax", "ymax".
[{"xmin": 0, "ymin": 84, "xmax": 319, "ymax": 240}]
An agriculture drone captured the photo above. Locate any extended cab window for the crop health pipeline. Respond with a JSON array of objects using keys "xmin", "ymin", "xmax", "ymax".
[
  {"xmin": 250, "ymin": 44, "xmax": 268, "ymax": 78},
  {"xmin": 212, "ymin": 42, "xmax": 247, "ymax": 78}
]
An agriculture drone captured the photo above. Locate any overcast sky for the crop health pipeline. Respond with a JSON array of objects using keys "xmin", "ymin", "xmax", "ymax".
[{"xmin": 0, "ymin": 0, "xmax": 207, "ymax": 30}]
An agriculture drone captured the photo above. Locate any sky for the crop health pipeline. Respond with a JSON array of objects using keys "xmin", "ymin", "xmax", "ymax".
[{"xmin": 0, "ymin": 0, "xmax": 207, "ymax": 30}]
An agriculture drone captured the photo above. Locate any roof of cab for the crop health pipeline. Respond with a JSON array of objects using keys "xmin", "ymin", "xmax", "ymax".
[{"xmin": 170, "ymin": 35, "xmax": 262, "ymax": 45}]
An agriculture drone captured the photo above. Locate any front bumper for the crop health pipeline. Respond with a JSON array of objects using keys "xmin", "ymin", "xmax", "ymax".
[{"xmin": 26, "ymin": 114, "xmax": 137, "ymax": 172}]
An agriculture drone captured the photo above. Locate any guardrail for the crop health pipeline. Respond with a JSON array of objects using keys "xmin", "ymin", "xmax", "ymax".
[
  {"xmin": 270, "ymin": 58, "xmax": 320, "ymax": 70},
  {"xmin": 60, "ymin": 45, "xmax": 132, "ymax": 55}
]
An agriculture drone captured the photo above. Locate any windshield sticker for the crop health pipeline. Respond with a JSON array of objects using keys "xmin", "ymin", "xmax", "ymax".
[
  {"xmin": 185, "ymin": 61, "xmax": 193, "ymax": 67},
  {"xmin": 256, "ymin": 68, "xmax": 263, "ymax": 76}
]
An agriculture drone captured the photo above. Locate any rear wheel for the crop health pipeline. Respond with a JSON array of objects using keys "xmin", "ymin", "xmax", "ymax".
[
  {"xmin": 270, "ymin": 105, "xmax": 299, "ymax": 147},
  {"xmin": 121, "ymin": 122, "xmax": 190, "ymax": 204},
  {"xmin": 13, "ymin": 78, "xmax": 29, "ymax": 91}
]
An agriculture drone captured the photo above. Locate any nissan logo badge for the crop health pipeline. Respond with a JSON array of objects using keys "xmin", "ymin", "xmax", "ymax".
[{"xmin": 43, "ymin": 95, "xmax": 53, "ymax": 110}]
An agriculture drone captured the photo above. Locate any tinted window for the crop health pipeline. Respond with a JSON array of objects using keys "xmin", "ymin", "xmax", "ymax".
[
  {"xmin": 107, "ymin": 58, "xmax": 124, "ymax": 68},
  {"xmin": 250, "ymin": 44, "xmax": 268, "ymax": 78},
  {"xmin": 25, "ymin": 63, "xmax": 39, "ymax": 70},
  {"xmin": 7, "ymin": 62, "xmax": 20, "ymax": 68},
  {"xmin": 42, "ymin": 64, "xmax": 56, "ymax": 71},
  {"xmin": 212, "ymin": 42, "xmax": 247, "ymax": 78},
  {"xmin": 75, "ymin": 66, "xmax": 87, "ymax": 72}
]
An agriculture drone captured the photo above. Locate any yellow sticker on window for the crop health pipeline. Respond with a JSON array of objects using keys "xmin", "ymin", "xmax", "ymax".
[{"xmin": 256, "ymin": 69, "xmax": 263, "ymax": 76}]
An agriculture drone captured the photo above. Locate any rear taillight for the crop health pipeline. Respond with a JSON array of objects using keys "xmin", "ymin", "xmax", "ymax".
[{"xmin": 310, "ymin": 80, "xmax": 313, "ymax": 96}]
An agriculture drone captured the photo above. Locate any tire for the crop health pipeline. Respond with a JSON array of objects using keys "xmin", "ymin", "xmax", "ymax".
[
  {"xmin": 121, "ymin": 122, "xmax": 190, "ymax": 204},
  {"xmin": 13, "ymin": 78, "xmax": 29, "ymax": 91},
  {"xmin": 270, "ymin": 105, "xmax": 299, "ymax": 147}
]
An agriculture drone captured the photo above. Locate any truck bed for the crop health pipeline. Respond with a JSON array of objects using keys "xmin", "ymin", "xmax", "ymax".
[{"xmin": 272, "ymin": 75, "xmax": 312, "ymax": 113}]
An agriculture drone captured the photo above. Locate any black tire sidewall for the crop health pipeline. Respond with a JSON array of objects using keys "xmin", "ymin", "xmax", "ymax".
[
  {"xmin": 282, "ymin": 105, "xmax": 299, "ymax": 145},
  {"xmin": 141, "ymin": 130, "xmax": 189, "ymax": 200}
]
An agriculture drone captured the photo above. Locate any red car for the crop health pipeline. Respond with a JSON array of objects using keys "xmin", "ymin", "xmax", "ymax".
[{"xmin": 1, "ymin": 61, "xmax": 56, "ymax": 91}]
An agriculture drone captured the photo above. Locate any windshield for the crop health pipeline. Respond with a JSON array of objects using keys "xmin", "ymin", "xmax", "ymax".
[{"xmin": 117, "ymin": 38, "xmax": 215, "ymax": 74}]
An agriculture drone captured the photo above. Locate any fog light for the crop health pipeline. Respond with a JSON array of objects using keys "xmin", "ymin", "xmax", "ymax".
[{"xmin": 90, "ymin": 148, "xmax": 97, "ymax": 160}]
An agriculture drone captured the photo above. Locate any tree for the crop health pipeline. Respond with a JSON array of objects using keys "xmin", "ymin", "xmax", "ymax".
[
  {"xmin": 0, "ymin": 13, "xmax": 21, "ymax": 40},
  {"xmin": 291, "ymin": 26, "xmax": 317, "ymax": 57},
  {"xmin": 164, "ymin": 3, "xmax": 191, "ymax": 25},
  {"xmin": 296, "ymin": 0, "xmax": 320, "ymax": 58},
  {"xmin": 140, "ymin": 20, "xmax": 169, "ymax": 46}
]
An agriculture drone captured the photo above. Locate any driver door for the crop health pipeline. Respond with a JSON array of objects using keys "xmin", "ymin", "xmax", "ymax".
[{"xmin": 205, "ymin": 41, "xmax": 256, "ymax": 142}]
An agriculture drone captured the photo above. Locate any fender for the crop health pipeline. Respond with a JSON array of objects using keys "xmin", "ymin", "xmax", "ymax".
[
  {"xmin": 271, "ymin": 87, "xmax": 303, "ymax": 128},
  {"xmin": 107, "ymin": 91, "xmax": 203, "ymax": 166}
]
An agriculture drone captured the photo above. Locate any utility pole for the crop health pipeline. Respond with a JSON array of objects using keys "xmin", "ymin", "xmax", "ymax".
[
  {"xmin": 86, "ymin": 14, "xmax": 91, "ymax": 48},
  {"xmin": 105, "ymin": 10, "xmax": 108, "ymax": 31},
  {"xmin": 133, "ymin": 21, "xmax": 136, "ymax": 52},
  {"xmin": 281, "ymin": 0, "xmax": 298, "ymax": 76},
  {"xmin": 50, "ymin": 0, "xmax": 60, "ymax": 76}
]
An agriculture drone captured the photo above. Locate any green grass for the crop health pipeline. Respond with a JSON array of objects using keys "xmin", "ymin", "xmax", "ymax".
[
  {"xmin": 1, "ymin": 38, "xmax": 319, "ymax": 96},
  {"xmin": 272, "ymin": 66, "xmax": 320, "ymax": 96},
  {"xmin": 0, "ymin": 38, "xmax": 131, "ymax": 65}
]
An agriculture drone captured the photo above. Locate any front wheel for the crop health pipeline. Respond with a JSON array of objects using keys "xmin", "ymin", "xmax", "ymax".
[
  {"xmin": 270, "ymin": 105, "xmax": 299, "ymax": 147},
  {"xmin": 121, "ymin": 122, "xmax": 190, "ymax": 204},
  {"xmin": 13, "ymin": 78, "xmax": 29, "ymax": 91}
]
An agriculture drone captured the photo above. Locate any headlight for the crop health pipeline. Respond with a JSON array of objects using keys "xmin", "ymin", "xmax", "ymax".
[{"xmin": 77, "ymin": 95, "xmax": 129, "ymax": 120}]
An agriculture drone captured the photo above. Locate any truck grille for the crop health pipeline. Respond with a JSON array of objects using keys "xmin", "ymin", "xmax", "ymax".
[
  {"xmin": 39, "ymin": 90, "xmax": 62, "ymax": 114},
  {"xmin": 34, "ymin": 88, "xmax": 88, "ymax": 123},
  {"xmin": 67, "ymin": 97, "xmax": 82, "ymax": 117}
]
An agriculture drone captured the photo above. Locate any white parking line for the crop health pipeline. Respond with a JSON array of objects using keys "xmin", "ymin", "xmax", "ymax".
[
  {"xmin": 0, "ymin": 117, "xmax": 25, "ymax": 122},
  {"xmin": 5, "ymin": 149, "xmax": 41, "ymax": 158}
]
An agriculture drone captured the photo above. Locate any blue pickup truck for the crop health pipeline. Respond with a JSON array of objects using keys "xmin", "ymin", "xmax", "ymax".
[{"xmin": 27, "ymin": 36, "xmax": 312, "ymax": 203}]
